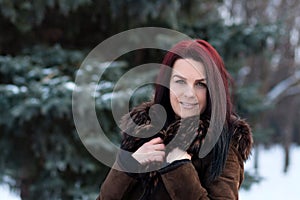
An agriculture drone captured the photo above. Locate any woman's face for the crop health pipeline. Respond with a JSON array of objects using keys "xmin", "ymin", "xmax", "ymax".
[{"xmin": 169, "ymin": 58, "xmax": 207, "ymax": 118}]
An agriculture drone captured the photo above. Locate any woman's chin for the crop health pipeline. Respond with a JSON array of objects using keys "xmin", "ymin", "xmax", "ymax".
[{"xmin": 177, "ymin": 111, "xmax": 200, "ymax": 118}]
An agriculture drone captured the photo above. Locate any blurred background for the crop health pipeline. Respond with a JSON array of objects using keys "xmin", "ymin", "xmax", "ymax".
[{"xmin": 0, "ymin": 0, "xmax": 299, "ymax": 199}]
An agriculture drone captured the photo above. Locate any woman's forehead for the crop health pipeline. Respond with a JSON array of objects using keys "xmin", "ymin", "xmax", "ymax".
[{"xmin": 172, "ymin": 58, "xmax": 206, "ymax": 80}]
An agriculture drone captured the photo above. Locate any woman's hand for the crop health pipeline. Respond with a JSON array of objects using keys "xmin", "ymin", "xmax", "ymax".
[
  {"xmin": 132, "ymin": 137, "xmax": 165, "ymax": 165},
  {"xmin": 166, "ymin": 148, "xmax": 191, "ymax": 163}
]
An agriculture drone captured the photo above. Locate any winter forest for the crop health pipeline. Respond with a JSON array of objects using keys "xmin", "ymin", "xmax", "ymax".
[{"xmin": 0, "ymin": 0, "xmax": 299, "ymax": 199}]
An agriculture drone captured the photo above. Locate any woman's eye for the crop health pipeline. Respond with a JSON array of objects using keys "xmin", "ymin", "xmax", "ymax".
[
  {"xmin": 175, "ymin": 79, "xmax": 185, "ymax": 84},
  {"xmin": 195, "ymin": 82, "xmax": 207, "ymax": 88}
]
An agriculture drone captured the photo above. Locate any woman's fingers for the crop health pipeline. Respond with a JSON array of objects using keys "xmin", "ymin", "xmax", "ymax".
[
  {"xmin": 153, "ymin": 143, "xmax": 165, "ymax": 151},
  {"xmin": 147, "ymin": 137, "xmax": 163, "ymax": 145},
  {"xmin": 149, "ymin": 150, "xmax": 165, "ymax": 157},
  {"xmin": 132, "ymin": 137, "xmax": 166, "ymax": 164},
  {"xmin": 145, "ymin": 152, "xmax": 165, "ymax": 164},
  {"xmin": 144, "ymin": 138, "xmax": 165, "ymax": 151},
  {"xmin": 152, "ymin": 154, "xmax": 165, "ymax": 162},
  {"xmin": 166, "ymin": 147, "xmax": 191, "ymax": 163}
]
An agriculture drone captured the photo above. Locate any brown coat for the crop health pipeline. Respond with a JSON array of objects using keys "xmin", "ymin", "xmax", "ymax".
[{"xmin": 97, "ymin": 103, "xmax": 253, "ymax": 200}]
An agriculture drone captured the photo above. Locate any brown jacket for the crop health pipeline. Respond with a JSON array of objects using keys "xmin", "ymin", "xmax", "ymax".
[{"xmin": 97, "ymin": 103, "xmax": 253, "ymax": 200}]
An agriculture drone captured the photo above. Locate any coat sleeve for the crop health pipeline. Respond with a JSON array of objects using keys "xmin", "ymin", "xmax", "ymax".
[
  {"xmin": 160, "ymin": 161, "xmax": 209, "ymax": 200},
  {"xmin": 97, "ymin": 168, "xmax": 137, "ymax": 200},
  {"xmin": 160, "ymin": 145, "xmax": 243, "ymax": 200}
]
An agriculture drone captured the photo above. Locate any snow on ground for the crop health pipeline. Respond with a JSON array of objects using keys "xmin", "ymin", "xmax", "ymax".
[{"xmin": 240, "ymin": 144, "xmax": 300, "ymax": 200}]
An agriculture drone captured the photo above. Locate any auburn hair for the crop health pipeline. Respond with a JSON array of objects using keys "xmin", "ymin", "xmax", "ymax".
[{"xmin": 154, "ymin": 39, "xmax": 235, "ymax": 181}]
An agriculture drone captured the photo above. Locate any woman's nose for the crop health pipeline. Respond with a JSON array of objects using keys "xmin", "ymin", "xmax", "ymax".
[{"xmin": 183, "ymin": 85, "xmax": 195, "ymax": 98}]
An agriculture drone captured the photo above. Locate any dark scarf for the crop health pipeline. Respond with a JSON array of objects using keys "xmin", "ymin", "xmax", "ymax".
[{"xmin": 120, "ymin": 102, "xmax": 210, "ymax": 199}]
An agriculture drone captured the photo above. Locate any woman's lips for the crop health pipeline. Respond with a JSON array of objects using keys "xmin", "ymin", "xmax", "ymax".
[{"xmin": 180, "ymin": 102, "xmax": 199, "ymax": 109}]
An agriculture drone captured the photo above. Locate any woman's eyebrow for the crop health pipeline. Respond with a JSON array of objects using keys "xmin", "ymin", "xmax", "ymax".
[
  {"xmin": 173, "ymin": 74, "xmax": 207, "ymax": 82},
  {"xmin": 172, "ymin": 74, "xmax": 186, "ymax": 80},
  {"xmin": 196, "ymin": 78, "xmax": 206, "ymax": 82}
]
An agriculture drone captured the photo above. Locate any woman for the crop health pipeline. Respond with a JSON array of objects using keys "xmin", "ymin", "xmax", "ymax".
[{"xmin": 97, "ymin": 39, "xmax": 253, "ymax": 199}]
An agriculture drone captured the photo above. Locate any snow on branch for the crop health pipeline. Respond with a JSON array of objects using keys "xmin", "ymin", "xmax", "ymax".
[{"xmin": 265, "ymin": 70, "xmax": 300, "ymax": 105}]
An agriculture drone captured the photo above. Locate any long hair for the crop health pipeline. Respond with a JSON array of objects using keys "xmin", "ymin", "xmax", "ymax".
[{"xmin": 154, "ymin": 39, "xmax": 234, "ymax": 181}]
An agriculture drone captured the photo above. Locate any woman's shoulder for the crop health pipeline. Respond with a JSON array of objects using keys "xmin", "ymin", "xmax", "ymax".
[{"xmin": 229, "ymin": 115, "xmax": 253, "ymax": 161}]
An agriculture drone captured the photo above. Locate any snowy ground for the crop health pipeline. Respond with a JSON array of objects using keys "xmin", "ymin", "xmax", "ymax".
[
  {"xmin": 240, "ymin": 144, "xmax": 300, "ymax": 199},
  {"xmin": 1, "ymin": 144, "xmax": 300, "ymax": 199}
]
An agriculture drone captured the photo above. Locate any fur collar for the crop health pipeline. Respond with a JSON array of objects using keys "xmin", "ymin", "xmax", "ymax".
[
  {"xmin": 120, "ymin": 101, "xmax": 253, "ymax": 161},
  {"xmin": 230, "ymin": 116, "xmax": 253, "ymax": 161}
]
